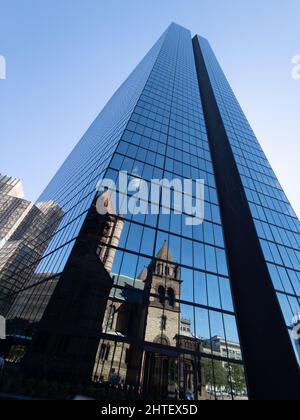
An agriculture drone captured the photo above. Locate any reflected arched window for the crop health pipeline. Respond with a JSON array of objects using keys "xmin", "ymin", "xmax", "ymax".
[
  {"xmin": 107, "ymin": 305, "xmax": 116, "ymax": 330},
  {"xmin": 167, "ymin": 288, "xmax": 175, "ymax": 307},
  {"xmin": 154, "ymin": 335, "xmax": 170, "ymax": 346},
  {"xmin": 158, "ymin": 286, "xmax": 165, "ymax": 304}
]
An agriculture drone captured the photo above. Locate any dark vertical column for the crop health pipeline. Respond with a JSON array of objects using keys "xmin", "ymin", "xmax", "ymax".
[{"xmin": 192, "ymin": 36, "xmax": 300, "ymax": 400}]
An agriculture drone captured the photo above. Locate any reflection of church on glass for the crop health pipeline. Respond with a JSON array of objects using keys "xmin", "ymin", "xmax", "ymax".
[
  {"xmin": 142, "ymin": 241, "xmax": 181, "ymax": 346},
  {"xmin": 20, "ymin": 191, "xmax": 205, "ymax": 398},
  {"xmin": 94, "ymin": 202, "xmax": 205, "ymax": 399}
]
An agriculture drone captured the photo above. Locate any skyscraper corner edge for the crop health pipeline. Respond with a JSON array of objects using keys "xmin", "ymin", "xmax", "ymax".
[{"xmin": 192, "ymin": 34, "xmax": 300, "ymax": 400}]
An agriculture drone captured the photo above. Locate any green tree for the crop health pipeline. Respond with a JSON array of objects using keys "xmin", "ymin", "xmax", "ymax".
[
  {"xmin": 228, "ymin": 364, "xmax": 246, "ymax": 394},
  {"xmin": 203, "ymin": 359, "xmax": 227, "ymax": 390}
]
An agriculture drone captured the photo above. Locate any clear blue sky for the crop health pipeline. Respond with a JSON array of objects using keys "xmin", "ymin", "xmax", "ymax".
[{"xmin": 0, "ymin": 0, "xmax": 299, "ymax": 216}]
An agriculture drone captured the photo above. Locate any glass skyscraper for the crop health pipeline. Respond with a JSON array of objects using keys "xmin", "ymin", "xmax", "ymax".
[
  {"xmin": 0, "ymin": 23, "xmax": 299, "ymax": 401},
  {"xmin": 0, "ymin": 174, "xmax": 32, "ymax": 248}
]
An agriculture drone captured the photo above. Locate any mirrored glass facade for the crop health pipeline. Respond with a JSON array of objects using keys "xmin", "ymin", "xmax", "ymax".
[{"xmin": 0, "ymin": 23, "xmax": 299, "ymax": 401}]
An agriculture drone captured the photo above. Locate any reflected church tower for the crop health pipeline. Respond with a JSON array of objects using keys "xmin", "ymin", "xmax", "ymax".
[
  {"xmin": 94, "ymin": 241, "xmax": 182, "ymax": 390},
  {"xmin": 143, "ymin": 241, "xmax": 181, "ymax": 347},
  {"xmin": 96, "ymin": 190, "xmax": 124, "ymax": 273},
  {"xmin": 140, "ymin": 242, "xmax": 182, "ymax": 398}
]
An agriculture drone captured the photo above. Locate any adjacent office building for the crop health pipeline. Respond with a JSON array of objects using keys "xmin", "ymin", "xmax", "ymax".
[
  {"xmin": 1, "ymin": 24, "xmax": 299, "ymax": 400},
  {"xmin": 0, "ymin": 176, "xmax": 64, "ymax": 316},
  {"xmin": 0, "ymin": 174, "xmax": 32, "ymax": 248}
]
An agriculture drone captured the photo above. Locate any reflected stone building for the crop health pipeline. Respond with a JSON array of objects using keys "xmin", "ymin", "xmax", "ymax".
[
  {"xmin": 95, "ymin": 239, "xmax": 206, "ymax": 399},
  {"xmin": 97, "ymin": 192, "xmax": 125, "ymax": 273}
]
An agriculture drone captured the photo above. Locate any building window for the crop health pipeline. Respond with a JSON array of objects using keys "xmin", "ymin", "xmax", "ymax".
[
  {"xmin": 158, "ymin": 286, "xmax": 165, "ymax": 304},
  {"xmin": 100, "ymin": 344, "xmax": 110, "ymax": 361},
  {"xmin": 167, "ymin": 288, "xmax": 175, "ymax": 307},
  {"xmin": 157, "ymin": 263, "xmax": 162, "ymax": 275},
  {"xmin": 125, "ymin": 348, "xmax": 130, "ymax": 365},
  {"xmin": 161, "ymin": 315, "xmax": 167, "ymax": 331},
  {"xmin": 107, "ymin": 305, "xmax": 116, "ymax": 330}
]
